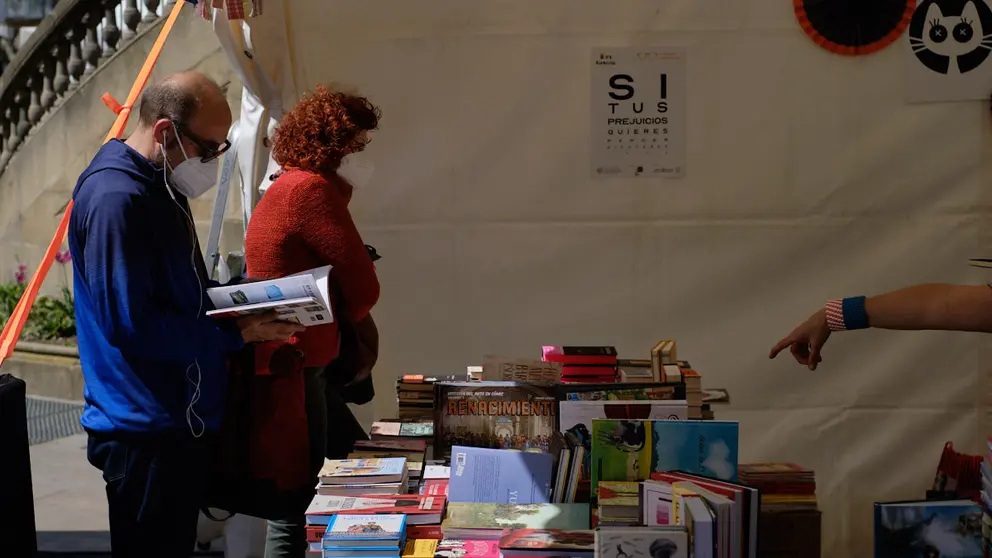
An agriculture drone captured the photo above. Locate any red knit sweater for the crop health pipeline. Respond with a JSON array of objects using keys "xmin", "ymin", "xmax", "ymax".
[{"xmin": 245, "ymin": 169, "xmax": 380, "ymax": 367}]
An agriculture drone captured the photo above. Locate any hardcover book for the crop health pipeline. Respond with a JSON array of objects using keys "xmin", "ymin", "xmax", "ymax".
[
  {"xmin": 561, "ymin": 398, "xmax": 687, "ymax": 484},
  {"xmin": 590, "ymin": 420, "xmax": 655, "ymax": 495},
  {"xmin": 434, "ymin": 382, "xmax": 557, "ymax": 461},
  {"xmin": 874, "ymin": 499, "xmax": 982, "ymax": 558},
  {"xmin": 650, "ymin": 421, "xmax": 739, "ymax": 482}
]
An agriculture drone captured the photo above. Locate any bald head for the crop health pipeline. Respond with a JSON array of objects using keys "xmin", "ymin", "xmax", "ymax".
[
  {"xmin": 131, "ymin": 71, "xmax": 233, "ymax": 167},
  {"xmin": 138, "ymin": 71, "xmax": 228, "ymax": 128}
]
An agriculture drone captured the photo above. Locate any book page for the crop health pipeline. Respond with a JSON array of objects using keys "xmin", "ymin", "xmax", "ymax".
[{"xmin": 206, "ymin": 265, "xmax": 334, "ymax": 326}]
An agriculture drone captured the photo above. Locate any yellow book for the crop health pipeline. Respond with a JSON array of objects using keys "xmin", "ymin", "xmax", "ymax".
[
  {"xmin": 402, "ymin": 539, "xmax": 438, "ymax": 558},
  {"xmin": 670, "ymin": 483, "xmax": 700, "ymax": 525}
]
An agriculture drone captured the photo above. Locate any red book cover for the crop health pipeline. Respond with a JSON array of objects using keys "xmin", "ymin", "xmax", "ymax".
[
  {"xmin": 424, "ymin": 478, "xmax": 449, "ymax": 498},
  {"xmin": 306, "ymin": 524, "xmax": 325, "ymax": 543},
  {"xmin": 543, "ymin": 346, "xmax": 618, "ymax": 366}
]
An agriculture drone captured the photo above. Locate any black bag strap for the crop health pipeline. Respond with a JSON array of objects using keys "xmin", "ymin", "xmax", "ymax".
[{"xmin": 200, "ymin": 345, "xmax": 258, "ymax": 521}]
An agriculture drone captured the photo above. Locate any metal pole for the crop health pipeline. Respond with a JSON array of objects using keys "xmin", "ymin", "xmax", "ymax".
[{"xmin": 203, "ymin": 121, "xmax": 241, "ymax": 280}]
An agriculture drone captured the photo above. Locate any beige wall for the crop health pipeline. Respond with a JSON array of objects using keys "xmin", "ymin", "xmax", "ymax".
[{"xmin": 0, "ymin": 7, "xmax": 246, "ymax": 296}]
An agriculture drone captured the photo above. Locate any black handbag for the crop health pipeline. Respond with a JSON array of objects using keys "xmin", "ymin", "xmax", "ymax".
[
  {"xmin": 328, "ymin": 318, "xmax": 376, "ymax": 405},
  {"xmin": 203, "ymin": 344, "xmax": 314, "ymax": 521}
]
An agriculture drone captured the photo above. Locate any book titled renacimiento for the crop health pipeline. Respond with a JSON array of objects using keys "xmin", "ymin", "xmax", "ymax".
[{"xmin": 434, "ymin": 382, "xmax": 557, "ymax": 461}]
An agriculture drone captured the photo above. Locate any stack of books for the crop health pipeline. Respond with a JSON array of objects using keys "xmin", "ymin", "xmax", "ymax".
[
  {"xmin": 348, "ymin": 439, "xmax": 430, "ymax": 492},
  {"xmin": 395, "ymin": 374, "xmax": 472, "ymax": 421},
  {"xmin": 395, "ymin": 375, "xmax": 437, "ymax": 421},
  {"xmin": 370, "ymin": 420, "xmax": 435, "ymax": 462},
  {"xmin": 299, "ymin": 341, "xmax": 765, "ymax": 557},
  {"xmin": 617, "ymin": 359, "xmax": 655, "ymax": 383},
  {"xmin": 542, "ymin": 345, "xmax": 618, "ymax": 383},
  {"xmin": 738, "ymin": 463, "xmax": 817, "ymax": 510},
  {"xmin": 679, "ymin": 367, "xmax": 705, "ymax": 420},
  {"xmin": 320, "ymin": 514, "xmax": 406, "ymax": 558},
  {"xmin": 305, "ymin": 461, "xmax": 449, "ymax": 553},
  {"xmin": 596, "ymin": 482, "xmax": 640, "ymax": 526},
  {"xmin": 316, "ymin": 458, "xmax": 409, "ymax": 496}
]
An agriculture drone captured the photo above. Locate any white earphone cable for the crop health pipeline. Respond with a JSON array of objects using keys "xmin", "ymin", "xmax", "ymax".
[{"xmin": 162, "ymin": 136, "xmax": 205, "ymax": 439}]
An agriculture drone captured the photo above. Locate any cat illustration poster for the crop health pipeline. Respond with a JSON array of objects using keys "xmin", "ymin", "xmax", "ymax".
[{"xmin": 905, "ymin": 0, "xmax": 992, "ymax": 102}]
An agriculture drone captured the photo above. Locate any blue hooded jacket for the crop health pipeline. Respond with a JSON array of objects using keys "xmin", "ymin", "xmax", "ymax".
[{"xmin": 68, "ymin": 139, "xmax": 244, "ymax": 434}]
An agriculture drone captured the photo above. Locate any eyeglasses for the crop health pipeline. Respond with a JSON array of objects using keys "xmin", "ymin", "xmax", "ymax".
[{"xmin": 175, "ymin": 122, "xmax": 231, "ymax": 163}]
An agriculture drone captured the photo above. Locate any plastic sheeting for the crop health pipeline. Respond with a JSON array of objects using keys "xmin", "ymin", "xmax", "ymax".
[{"xmin": 215, "ymin": 1, "xmax": 992, "ymax": 555}]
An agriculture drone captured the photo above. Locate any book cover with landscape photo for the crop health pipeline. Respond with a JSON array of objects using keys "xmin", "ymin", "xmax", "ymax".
[
  {"xmin": 650, "ymin": 420, "xmax": 739, "ymax": 482},
  {"xmin": 874, "ymin": 500, "xmax": 982, "ymax": 558},
  {"xmin": 434, "ymin": 382, "xmax": 557, "ymax": 460}
]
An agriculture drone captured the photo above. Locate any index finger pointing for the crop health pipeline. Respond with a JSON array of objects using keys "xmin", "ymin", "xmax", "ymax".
[{"xmin": 769, "ymin": 336, "xmax": 794, "ymax": 359}]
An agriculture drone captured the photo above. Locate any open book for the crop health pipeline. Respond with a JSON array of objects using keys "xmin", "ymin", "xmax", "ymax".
[{"xmin": 205, "ymin": 265, "xmax": 333, "ymax": 327}]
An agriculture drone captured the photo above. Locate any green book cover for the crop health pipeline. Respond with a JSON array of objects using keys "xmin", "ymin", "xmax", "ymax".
[{"xmin": 590, "ymin": 419, "xmax": 653, "ymax": 496}]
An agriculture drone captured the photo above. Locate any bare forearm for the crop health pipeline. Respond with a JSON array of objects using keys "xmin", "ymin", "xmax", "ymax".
[{"xmin": 866, "ymin": 283, "xmax": 992, "ymax": 332}]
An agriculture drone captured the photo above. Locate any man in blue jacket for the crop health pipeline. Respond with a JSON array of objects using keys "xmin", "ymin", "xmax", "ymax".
[{"xmin": 68, "ymin": 71, "xmax": 304, "ymax": 557}]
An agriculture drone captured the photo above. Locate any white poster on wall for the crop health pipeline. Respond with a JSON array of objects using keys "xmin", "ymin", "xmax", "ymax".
[
  {"xmin": 590, "ymin": 46, "xmax": 686, "ymax": 179},
  {"xmin": 905, "ymin": 0, "xmax": 992, "ymax": 103}
]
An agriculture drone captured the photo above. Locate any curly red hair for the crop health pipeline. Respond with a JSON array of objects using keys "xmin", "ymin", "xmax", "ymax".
[{"xmin": 272, "ymin": 85, "xmax": 381, "ymax": 173}]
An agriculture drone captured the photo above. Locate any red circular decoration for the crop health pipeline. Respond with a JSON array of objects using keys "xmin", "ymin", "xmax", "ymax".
[{"xmin": 794, "ymin": 0, "xmax": 916, "ymax": 56}]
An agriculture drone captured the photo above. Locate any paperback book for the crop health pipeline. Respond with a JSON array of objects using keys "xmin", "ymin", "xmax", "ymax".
[
  {"xmin": 206, "ymin": 265, "xmax": 332, "ymax": 326},
  {"xmin": 322, "ymin": 514, "xmax": 406, "ymax": 548},
  {"xmin": 448, "ymin": 445, "xmax": 554, "ymax": 504}
]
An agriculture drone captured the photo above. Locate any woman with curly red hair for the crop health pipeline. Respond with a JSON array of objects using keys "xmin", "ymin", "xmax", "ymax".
[{"xmin": 244, "ymin": 85, "xmax": 382, "ymax": 558}]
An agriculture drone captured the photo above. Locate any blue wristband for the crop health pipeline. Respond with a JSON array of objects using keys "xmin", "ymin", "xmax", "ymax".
[{"xmin": 841, "ymin": 296, "xmax": 869, "ymax": 330}]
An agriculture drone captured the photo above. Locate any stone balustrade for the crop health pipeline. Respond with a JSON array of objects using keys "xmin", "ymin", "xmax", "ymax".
[{"xmin": 0, "ymin": 0, "xmax": 179, "ymax": 173}]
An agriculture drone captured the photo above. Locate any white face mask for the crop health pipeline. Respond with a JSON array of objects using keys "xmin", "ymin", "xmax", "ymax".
[
  {"xmin": 162, "ymin": 122, "xmax": 220, "ymax": 199},
  {"xmin": 337, "ymin": 151, "xmax": 375, "ymax": 189}
]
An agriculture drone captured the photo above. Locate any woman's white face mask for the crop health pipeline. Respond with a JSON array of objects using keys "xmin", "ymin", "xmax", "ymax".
[{"xmin": 337, "ymin": 151, "xmax": 375, "ymax": 189}]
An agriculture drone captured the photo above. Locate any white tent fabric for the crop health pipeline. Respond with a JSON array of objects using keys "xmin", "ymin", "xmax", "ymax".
[
  {"xmin": 210, "ymin": 1, "xmax": 992, "ymax": 555},
  {"xmin": 211, "ymin": 6, "xmax": 296, "ymax": 225}
]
